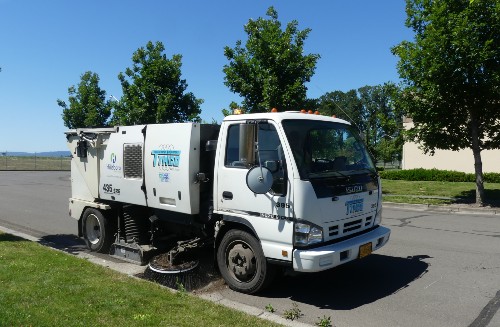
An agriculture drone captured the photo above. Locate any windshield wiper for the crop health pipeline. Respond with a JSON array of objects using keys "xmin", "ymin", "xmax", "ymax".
[
  {"xmin": 308, "ymin": 170, "xmax": 350, "ymax": 179},
  {"xmin": 352, "ymin": 168, "xmax": 378, "ymax": 176}
]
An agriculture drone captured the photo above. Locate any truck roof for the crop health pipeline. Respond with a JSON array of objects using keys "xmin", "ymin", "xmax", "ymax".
[
  {"xmin": 64, "ymin": 112, "xmax": 351, "ymax": 135},
  {"xmin": 222, "ymin": 111, "xmax": 351, "ymax": 125},
  {"xmin": 64, "ymin": 127, "xmax": 117, "ymax": 136}
]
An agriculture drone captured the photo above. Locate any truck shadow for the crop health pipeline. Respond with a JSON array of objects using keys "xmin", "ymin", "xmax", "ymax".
[
  {"xmin": 0, "ymin": 232, "xmax": 87, "ymax": 255},
  {"xmin": 260, "ymin": 254, "xmax": 430, "ymax": 310},
  {"xmin": 38, "ymin": 234, "xmax": 145, "ymax": 264},
  {"xmin": 0, "ymin": 233, "xmax": 26, "ymax": 242},
  {"xmin": 38, "ymin": 234, "xmax": 88, "ymax": 254}
]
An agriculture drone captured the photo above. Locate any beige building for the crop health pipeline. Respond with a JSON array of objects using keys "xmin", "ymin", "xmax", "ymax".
[{"xmin": 402, "ymin": 118, "xmax": 500, "ymax": 173}]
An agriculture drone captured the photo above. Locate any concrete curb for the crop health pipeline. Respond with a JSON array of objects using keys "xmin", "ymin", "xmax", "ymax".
[
  {"xmin": 383, "ymin": 201, "xmax": 499, "ymax": 215},
  {"xmin": 198, "ymin": 292, "xmax": 311, "ymax": 327},
  {"xmin": 0, "ymin": 225, "xmax": 312, "ymax": 327}
]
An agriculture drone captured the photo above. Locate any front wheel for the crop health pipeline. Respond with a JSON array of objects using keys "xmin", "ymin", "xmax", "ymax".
[
  {"xmin": 217, "ymin": 229, "xmax": 275, "ymax": 294},
  {"xmin": 82, "ymin": 208, "xmax": 115, "ymax": 253}
]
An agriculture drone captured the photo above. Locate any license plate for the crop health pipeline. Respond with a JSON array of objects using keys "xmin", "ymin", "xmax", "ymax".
[
  {"xmin": 345, "ymin": 198, "xmax": 364, "ymax": 215},
  {"xmin": 359, "ymin": 242, "xmax": 372, "ymax": 259}
]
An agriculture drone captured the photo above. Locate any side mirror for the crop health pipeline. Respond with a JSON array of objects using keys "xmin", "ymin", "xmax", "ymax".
[{"xmin": 246, "ymin": 166, "xmax": 273, "ymax": 194}]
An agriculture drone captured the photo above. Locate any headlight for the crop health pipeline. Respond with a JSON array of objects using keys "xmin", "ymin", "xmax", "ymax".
[
  {"xmin": 374, "ymin": 206, "xmax": 383, "ymax": 226},
  {"xmin": 294, "ymin": 221, "xmax": 323, "ymax": 247}
]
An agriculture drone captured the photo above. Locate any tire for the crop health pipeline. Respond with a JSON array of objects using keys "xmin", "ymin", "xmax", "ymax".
[
  {"xmin": 82, "ymin": 208, "xmax": 115, "ymax": 253},
  {"xmin": 217, "ymin": 229, "xmax": 275, "ymax": 294}
]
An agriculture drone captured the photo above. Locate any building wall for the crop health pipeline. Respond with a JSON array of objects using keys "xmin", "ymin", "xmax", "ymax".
[{"xmin": 402, "ymin": 121, "xmax": 500, "ymax": 173}]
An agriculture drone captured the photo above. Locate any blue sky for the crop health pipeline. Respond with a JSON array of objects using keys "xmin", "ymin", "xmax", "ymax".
[{"xmin": 0, "ymin": 0, "xmax": 413, "ymax": 152}]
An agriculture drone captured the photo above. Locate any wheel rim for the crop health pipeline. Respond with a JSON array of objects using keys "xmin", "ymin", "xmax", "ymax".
[
  {"xmin": 226, "ymin": 240, "xmax": 257, "ymax": 282},
  {"xmin": 85, "ymin": 214, "xmax": 101, "ymax": 245}
]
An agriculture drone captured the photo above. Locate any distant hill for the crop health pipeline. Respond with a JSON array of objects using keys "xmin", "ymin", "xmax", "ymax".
[{"xmin": 2, "ymin": 151, "xmax": 71, "ymax": 157}]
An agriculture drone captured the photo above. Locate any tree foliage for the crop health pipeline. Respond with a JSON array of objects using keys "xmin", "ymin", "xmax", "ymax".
[
  {"xmin": 392, "ymin": 0, "xmax": 500, "ymax": 204},
  {"xmin": 58, "ymin": 71, "xmax": 112, "ymax": 129},
  {"xmin": 221, "ymin": 101, "xmax": 240, "ymax": 117},
  {"xmin": 223, "ymin": 6, "xmax": 320, "ymax": 113},
  {"xmin": 112, "ymin": 41, "xmax": 202, "ymax": 125},
  {"xmin": 318, "ymin": 83, "xmax": 403, "ymax": 163}
]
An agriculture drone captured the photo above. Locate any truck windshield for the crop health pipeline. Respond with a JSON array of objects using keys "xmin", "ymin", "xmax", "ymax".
[{"xmin": 282, "ymin": 119, "xmax": 376, "ymax": 180}]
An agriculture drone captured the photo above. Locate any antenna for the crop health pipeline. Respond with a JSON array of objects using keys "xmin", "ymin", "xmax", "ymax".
[
  {"xmin": 332, "ymin": 101, "xmax": 359, "ymax": 128},
  {"xmin": 311, "ymin": 82, "xmax": 361, "ymax": 130}
]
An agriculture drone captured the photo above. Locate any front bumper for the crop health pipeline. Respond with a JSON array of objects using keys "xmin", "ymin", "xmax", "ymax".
[{"xmin": 293, "ymin": 226, "xmax": 390, "ymax": 272}]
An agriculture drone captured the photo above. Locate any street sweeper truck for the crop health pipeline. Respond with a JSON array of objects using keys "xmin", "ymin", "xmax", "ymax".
[{"xmin": 65, "ymin": 110, "xmax": 390, "ymax": 294}]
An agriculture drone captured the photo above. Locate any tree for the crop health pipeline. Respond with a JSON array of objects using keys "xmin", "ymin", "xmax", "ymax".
[
  {"xmin": 223, "ymin": 6, "xmax": 320, "ymax": 113},
  {"xmin": 317, "ymin": 84, "xmax": 403, "ymax": 163},
  {"xmin": 58, "ymin": 71, "xmax": 112, "ymax": 129},
  {"xmin": 392, "ymin": 0, "xmax": 500, "ymax": 205},
  {"xmin": 358, "ymin": 83, "xmax": 403, "ymax": 161},
  {"xmin": 375, "ymin": 85, "xmax": 404, "ymax": 165},
  {"xmin": 112, "ymin": 41, "xmax": 202, "ymax": 125}
]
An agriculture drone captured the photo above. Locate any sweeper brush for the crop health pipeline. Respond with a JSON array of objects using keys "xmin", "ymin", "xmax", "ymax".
[
  {"xmin": 148, "ymin": 252, "xmax": 199, "ymax": 274},
  {"xmin": 142, "ymin": 238, "xmax": 220, "ymax": 291}
]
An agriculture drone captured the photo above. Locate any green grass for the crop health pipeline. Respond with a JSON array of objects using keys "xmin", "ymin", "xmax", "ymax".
[
  {"xmin": 0, "ymin": 156, "xmax": 71, "ymax": 170},
  {"xmin": 0, "ymin": 232, "xmax": 279, "ymax": 327},
  {"xmin": 382, "ymin": 195, "xmax": 453, "ymax": 205},
  {"xmin": 382, "ymin": 179, "xmax": 500, "ymax": 205}
]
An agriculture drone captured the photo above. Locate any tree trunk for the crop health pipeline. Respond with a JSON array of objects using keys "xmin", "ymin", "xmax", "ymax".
[
  {"xmin": 470, "ymin": 118, "xmax": 485, "ymax": 206},
  {"xmin": 472, "ymin": 148, "xmax": 485, "ymax": 206}
]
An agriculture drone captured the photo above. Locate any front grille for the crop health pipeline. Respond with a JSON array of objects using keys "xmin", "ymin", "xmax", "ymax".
[
  {"xmin": 328, "ymin": 215, "xmax": 373, "ymax": 238},
  {"xmin": 344, "ymin": 219, "xmax": 363, "ymax": 232},
  {"xmin": 329, "ymin": 225, "xmax": 339, "ymax": 236}
]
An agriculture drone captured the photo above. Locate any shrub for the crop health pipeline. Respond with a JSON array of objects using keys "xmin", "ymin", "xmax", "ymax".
[
  {"xmin": 484, "ymin": 172, "xmax": 500, "ymax": 183},
  {"xmin": 379, "ymin": 168, "xmax": 500, "ymax": 183}
]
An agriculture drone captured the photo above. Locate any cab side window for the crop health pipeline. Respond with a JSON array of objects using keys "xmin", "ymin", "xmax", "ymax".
[
  {"xmin": 224, "ymin": 123, "xmax": 286, "ymax": 195},
  {"xmin": 225, "ymin": 124, "xmax": 251, "ymax": 168}
]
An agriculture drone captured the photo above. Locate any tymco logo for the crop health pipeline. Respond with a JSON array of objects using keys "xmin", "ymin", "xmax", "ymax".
[
  {"xmin": 111, "ymin": 153, "xmax": 117, "ymax": 163},
  {"xmin": 151, "ymin": 144, "xmax": 181, "ymax": 171}
]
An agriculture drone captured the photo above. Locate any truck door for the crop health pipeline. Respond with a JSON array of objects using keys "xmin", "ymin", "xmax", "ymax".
[
  {"xmin": 216, "ymin": 121, "xmax": 294, "ymax": 260},
  {"xmin": 144, "ymin": 123, "xmax": 200, "ymax": 215}
]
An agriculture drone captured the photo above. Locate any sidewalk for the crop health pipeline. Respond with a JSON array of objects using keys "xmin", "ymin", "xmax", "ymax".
[{"xmin": 383, "ymin": 201, "xmax": 500, "ymax": 215}]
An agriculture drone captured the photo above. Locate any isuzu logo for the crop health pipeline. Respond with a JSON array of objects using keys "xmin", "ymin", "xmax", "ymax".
[{"xmin": 346, "ymin": 185, "xmax": 363, "ymax": 194}]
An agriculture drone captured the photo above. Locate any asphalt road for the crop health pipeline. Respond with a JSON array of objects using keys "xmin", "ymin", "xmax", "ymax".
[
  {"xmin": 1, "ymin": 171, "xmax": 499, "ymax": 327},
  {"xmin": 0, "ymin": 171, "xmax": 76, "ymax": 237}
]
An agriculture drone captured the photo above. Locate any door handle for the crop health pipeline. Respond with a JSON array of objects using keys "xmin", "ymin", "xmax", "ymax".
[{"xmin": 222, "ymin": 191, "xmax": 233, "ymax": 200}]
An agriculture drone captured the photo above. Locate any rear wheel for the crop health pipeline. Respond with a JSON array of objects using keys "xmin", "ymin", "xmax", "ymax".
[
  {"xmin": 82, "ymin": 208, "xmax": 115, "ymax": 253},
  {"xmin": 217, "ymin": 229, "xmax": 275, "ymax": 294}
]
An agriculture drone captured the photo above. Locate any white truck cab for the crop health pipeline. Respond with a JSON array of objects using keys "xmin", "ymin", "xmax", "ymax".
[{"xmin": 215, "ymin": 113, "xmax": 389, "ymax": 275}]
